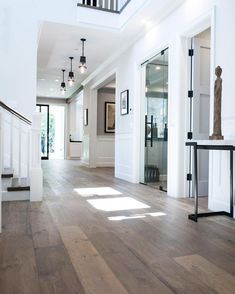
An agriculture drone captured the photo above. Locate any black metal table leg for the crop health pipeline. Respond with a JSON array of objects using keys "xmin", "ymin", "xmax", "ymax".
[
  {"xmin": 230, "ymin": 150, "xmax": 234, "ymax": 218},
  {"xmin": 194, "ymin": 144, "xmax": 198, "ymax": 222},
  {"xmin": 188, "ymin": 143, "xmax": 199, "ymax": 222},
  {"xmin": 187, "ymin": 142, "xmax": 234, "ymax": 222}
]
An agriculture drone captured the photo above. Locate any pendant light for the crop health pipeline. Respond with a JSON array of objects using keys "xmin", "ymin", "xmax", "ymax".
[
  {"xmin": 79, "ymin": 38, "xmax": 87, "ymax": 74},
  {"xmin": 60, "ymin": 69, "xmax": 66, "ymax": 95},
  {"xmin": 68, "ymin": 57, "xmax": 75, "ymax": 87}
]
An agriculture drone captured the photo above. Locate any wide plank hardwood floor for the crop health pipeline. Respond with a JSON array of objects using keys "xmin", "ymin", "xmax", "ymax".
[{"xmin": 1, "ymin": 160, "xmax": 235, "ymax": 294}]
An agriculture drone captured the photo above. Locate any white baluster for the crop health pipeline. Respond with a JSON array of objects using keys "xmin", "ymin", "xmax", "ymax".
[
  {"xmin": 113, "ymin": 0, "xmax": 117, "ymax": 10},
  {"xmin": 108, "ymin": 0, "xmax": 111, "ymax": 10},
  {"xmin": 102, "ymin": 0, "xmax": 105, "ymax": 9}
]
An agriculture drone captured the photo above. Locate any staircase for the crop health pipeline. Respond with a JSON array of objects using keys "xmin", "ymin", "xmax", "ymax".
[{"xmin": 0, "ymin": 101, "xmax": 43, "ymax": 232}]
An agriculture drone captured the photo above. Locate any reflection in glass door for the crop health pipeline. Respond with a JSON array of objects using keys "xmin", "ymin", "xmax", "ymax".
[
  {"xmin": 141, "ymin": 49, "xmax": 168, "ymax": 191},
  {"xmin": 36, "ymin": 104, "xmax": 49, "ymax": 160}
]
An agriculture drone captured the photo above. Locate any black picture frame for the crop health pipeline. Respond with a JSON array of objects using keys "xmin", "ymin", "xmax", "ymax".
[
  {"xmin": 83, "ymin": 108, "xmax": 88, "ymax": 126},
  {"xmin": 120, "ymin": 90, "xmax": 129, "ymax": 115},
  {"xmin": 105, "ymin": 102, "xmax": 115, "ymax": 133}
]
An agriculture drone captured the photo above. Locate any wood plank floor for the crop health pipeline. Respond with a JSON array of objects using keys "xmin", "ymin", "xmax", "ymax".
[{"xmin": 1, "ymin": 160, "xmax": 235, "ymax": 294}]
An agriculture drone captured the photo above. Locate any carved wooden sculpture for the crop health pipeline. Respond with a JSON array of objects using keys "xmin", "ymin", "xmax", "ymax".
[{"xmin": 210, "ymin": 66, "xmax": 224, "ymax": 140}]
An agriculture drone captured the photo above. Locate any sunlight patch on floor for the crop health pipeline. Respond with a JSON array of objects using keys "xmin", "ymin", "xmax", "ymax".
[
  {"xmin": 74, "ymin": 187, "xmax": 122, "ymax": 197},
  {"xmin": 87, "ymin": 197, "xmax": 150, "ymax": 212},
  {"xmin": 108, "ymin": 212, "xmax": 166, "ymax": 221}
]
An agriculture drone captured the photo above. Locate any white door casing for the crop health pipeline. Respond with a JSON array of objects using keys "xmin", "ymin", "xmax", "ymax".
[{"xmin": 192, "ymin": 37, "xmax": 211, "ymax": 196}]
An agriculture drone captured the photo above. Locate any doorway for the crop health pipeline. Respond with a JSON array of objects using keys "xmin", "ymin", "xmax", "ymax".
[
  {"xmin": 37, "ymin": 104, "xmax": 65, "ymax": 160},
  {"xmin": 188, "ymin": 28, "xmax": 211, "ymax": 197},
  {"xmin": 49, "ymin": 105, "xmax": 65, "ymax": 159},
  {"xmin": 140, "ymin": 48, "xmax": 168, "ymax": 191},
  {"xmin": 36, "ymin": 104, "xmax": 49, "ymax": 160}
]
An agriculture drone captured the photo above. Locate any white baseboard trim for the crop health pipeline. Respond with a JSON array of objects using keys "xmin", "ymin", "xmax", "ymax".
[
  {"xmin": 208, "ymin": 199, "xmax": 232, "ymax": 215},
  {"xmin": 115, "ymin": 171, "xmax": 136, "ymax": 184},
  {"xmin": 80, "ymin": 160, "xmax": 89, "ymax": 167},
  {"xmin": 96, "ymin": 156, "xmax": 114, "ymax": 167},
  {"xmin": 96, "ymin": 162, "xmax": 114, "ymax": 167}
]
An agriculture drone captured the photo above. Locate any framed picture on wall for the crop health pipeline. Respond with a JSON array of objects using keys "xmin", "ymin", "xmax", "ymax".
[
  {"xmin": 105, "ymin": 102, "xmax": 115, "ymax": 133},
  {"xmin": 83, "ymin": 108, "xmax": 88, "ymax": 126},
  {"xmin": 120, "ymin": 90, "xmax": 129, "ymax": 115}
]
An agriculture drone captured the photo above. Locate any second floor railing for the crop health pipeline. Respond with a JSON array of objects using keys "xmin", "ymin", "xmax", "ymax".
[{"xmin": 78, "ymin": 0, "xmax": 131, "ymax": 13}]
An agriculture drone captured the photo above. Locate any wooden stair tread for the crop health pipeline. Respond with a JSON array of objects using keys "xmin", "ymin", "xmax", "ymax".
[
  {"xmin": 1, "ymin": 168, "xmax": 14, "ymax": 178},
  {"xmin": 7, "ymin": 177, "xmax": 30, "ymax": 192}
]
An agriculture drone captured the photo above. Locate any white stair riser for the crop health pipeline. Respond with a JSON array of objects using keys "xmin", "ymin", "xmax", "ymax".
[
  {"xmin": 1, "ymin": 178, "xmax": 12, "ymax": 191},
  {"xmin": 2, "ymin": 191, "xmax": 30, "ymax": 201}
]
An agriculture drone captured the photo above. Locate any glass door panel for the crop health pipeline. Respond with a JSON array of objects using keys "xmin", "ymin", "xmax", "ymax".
[
  {"xmin": 142, "ymin": 49, "xmax": 168, "ymax": 191},
  {"xmin": 37, "ymin": 104, "xmax": 49, "ymax": 160}
]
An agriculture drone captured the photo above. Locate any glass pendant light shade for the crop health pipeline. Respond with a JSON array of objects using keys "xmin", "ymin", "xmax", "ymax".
[
  {"xmin": 79, "ymin": 56, "xmax": 87, "ymax": 74},
  {"xmin": 68, "ymin": 57, "xmax": 75, "ymax": 86},
  {"xmin": 79, "ymin": 39, "xmax": 87, "ymax": 74},
  {"xmin": 60, "ymin": 69, "xmax": 66, "ymax": 95}
]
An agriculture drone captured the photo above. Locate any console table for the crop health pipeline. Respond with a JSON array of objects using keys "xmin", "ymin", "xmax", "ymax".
[{"xmin": 186, "ymin": 140, "xmax": 235, "ymax": 222}]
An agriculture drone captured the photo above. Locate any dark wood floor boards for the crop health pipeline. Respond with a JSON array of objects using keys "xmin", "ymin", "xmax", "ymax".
[
  {"xmin": 1, "ymin": 160, "xmax": 235, "ymax": 293},
  {"xmin": 0, "ymin": 232, "xmax": 41, "ymax": 294}
]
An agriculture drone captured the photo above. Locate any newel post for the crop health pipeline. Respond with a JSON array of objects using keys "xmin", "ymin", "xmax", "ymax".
[
  {"xmin": 0, "ymin": 109, "xmax": 2, "ymax": 232},
  {"xmin": 30, "ymin": 112, "xmax": 43, "ymax": 202}
]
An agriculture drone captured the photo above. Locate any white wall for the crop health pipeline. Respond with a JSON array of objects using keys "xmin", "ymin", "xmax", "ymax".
[
  {"xmin": 0, "ymin": 0, "xmax": 80, "ymax": 119},
  {"xmin": 82, "ymin": 0, "xmax": 235, "ymax": 214}
]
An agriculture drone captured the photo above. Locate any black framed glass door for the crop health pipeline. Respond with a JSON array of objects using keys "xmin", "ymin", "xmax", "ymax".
[
  {"xmin": 36, "ymin": 104, "xmax": 49, "ymax": 160},
  {"xmin": 141, "ymin": 48, "xmax": 168, "ymax": 191}
]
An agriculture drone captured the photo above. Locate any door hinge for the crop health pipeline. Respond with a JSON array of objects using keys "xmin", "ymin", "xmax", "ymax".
[
  {"xmin": 188, "ymin": 49, "xmax": 194, "ymax": 56},
  {"xmin": 187, "ymin": 132, "xmax": 193, "ymax": 140},
  {"xmin": 187, "ymin": 173, "xmax": 192, "ymax": 181},
  {"xmin": 188, "ymin": 90, "xmax": 193, "ymax": 98}
]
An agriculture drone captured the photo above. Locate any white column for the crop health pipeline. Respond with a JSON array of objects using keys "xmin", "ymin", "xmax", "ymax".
[
  {"xmin": 0, "ymin": 109, "xmax": 2, "ymax": 233},
  {"xmin": 30, "ymin": 112, "xmax": 43, "ymax": 202}
]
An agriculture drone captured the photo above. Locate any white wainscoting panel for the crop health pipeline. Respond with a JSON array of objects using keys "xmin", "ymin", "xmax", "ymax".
[
  {"xmin": 115, "ymin": 133, "xmax": 135, "ymax": 183},
  {"xmin": 81, "ymin": 134, "xmax": 89, "ymax": 166},
  {"xmin": 96, "ymin": 136, "xmax": 115, "ymax": 167},
  {"xmin": 208, "ymin": 119, "xmax": 235, "ymax": 216}
]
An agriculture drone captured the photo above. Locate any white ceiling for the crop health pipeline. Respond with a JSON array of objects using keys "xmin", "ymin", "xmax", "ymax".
[{"xmin": 37, "ymin": 0, "xmax": 185, "ymax": 99}]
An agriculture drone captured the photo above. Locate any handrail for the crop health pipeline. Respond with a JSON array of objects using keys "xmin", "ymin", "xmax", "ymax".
[{"xmin": 0, "ymin": 101, "xmax": 32, "ymax": 125}]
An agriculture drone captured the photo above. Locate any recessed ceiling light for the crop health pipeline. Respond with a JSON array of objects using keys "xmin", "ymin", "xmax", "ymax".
[
  {"xmin": 156, "ymin": 66, "xmax": 161, "ymax": 70},
  {"xmin": 39, "ymin": 78, "xmax": 46, "ymax": 81},
  {"xmin": 55, "ymin": 79, "xmax": 59, "ymax": 82}
]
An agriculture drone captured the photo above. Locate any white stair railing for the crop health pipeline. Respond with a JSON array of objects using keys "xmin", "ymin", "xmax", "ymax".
[
  {"xmin": 0, "ymin": 102, "xmax": 43, "ymax": 233},
  {"xmin": 78, "ymin": 0, "xmax": 119, "ymax": 12}
]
